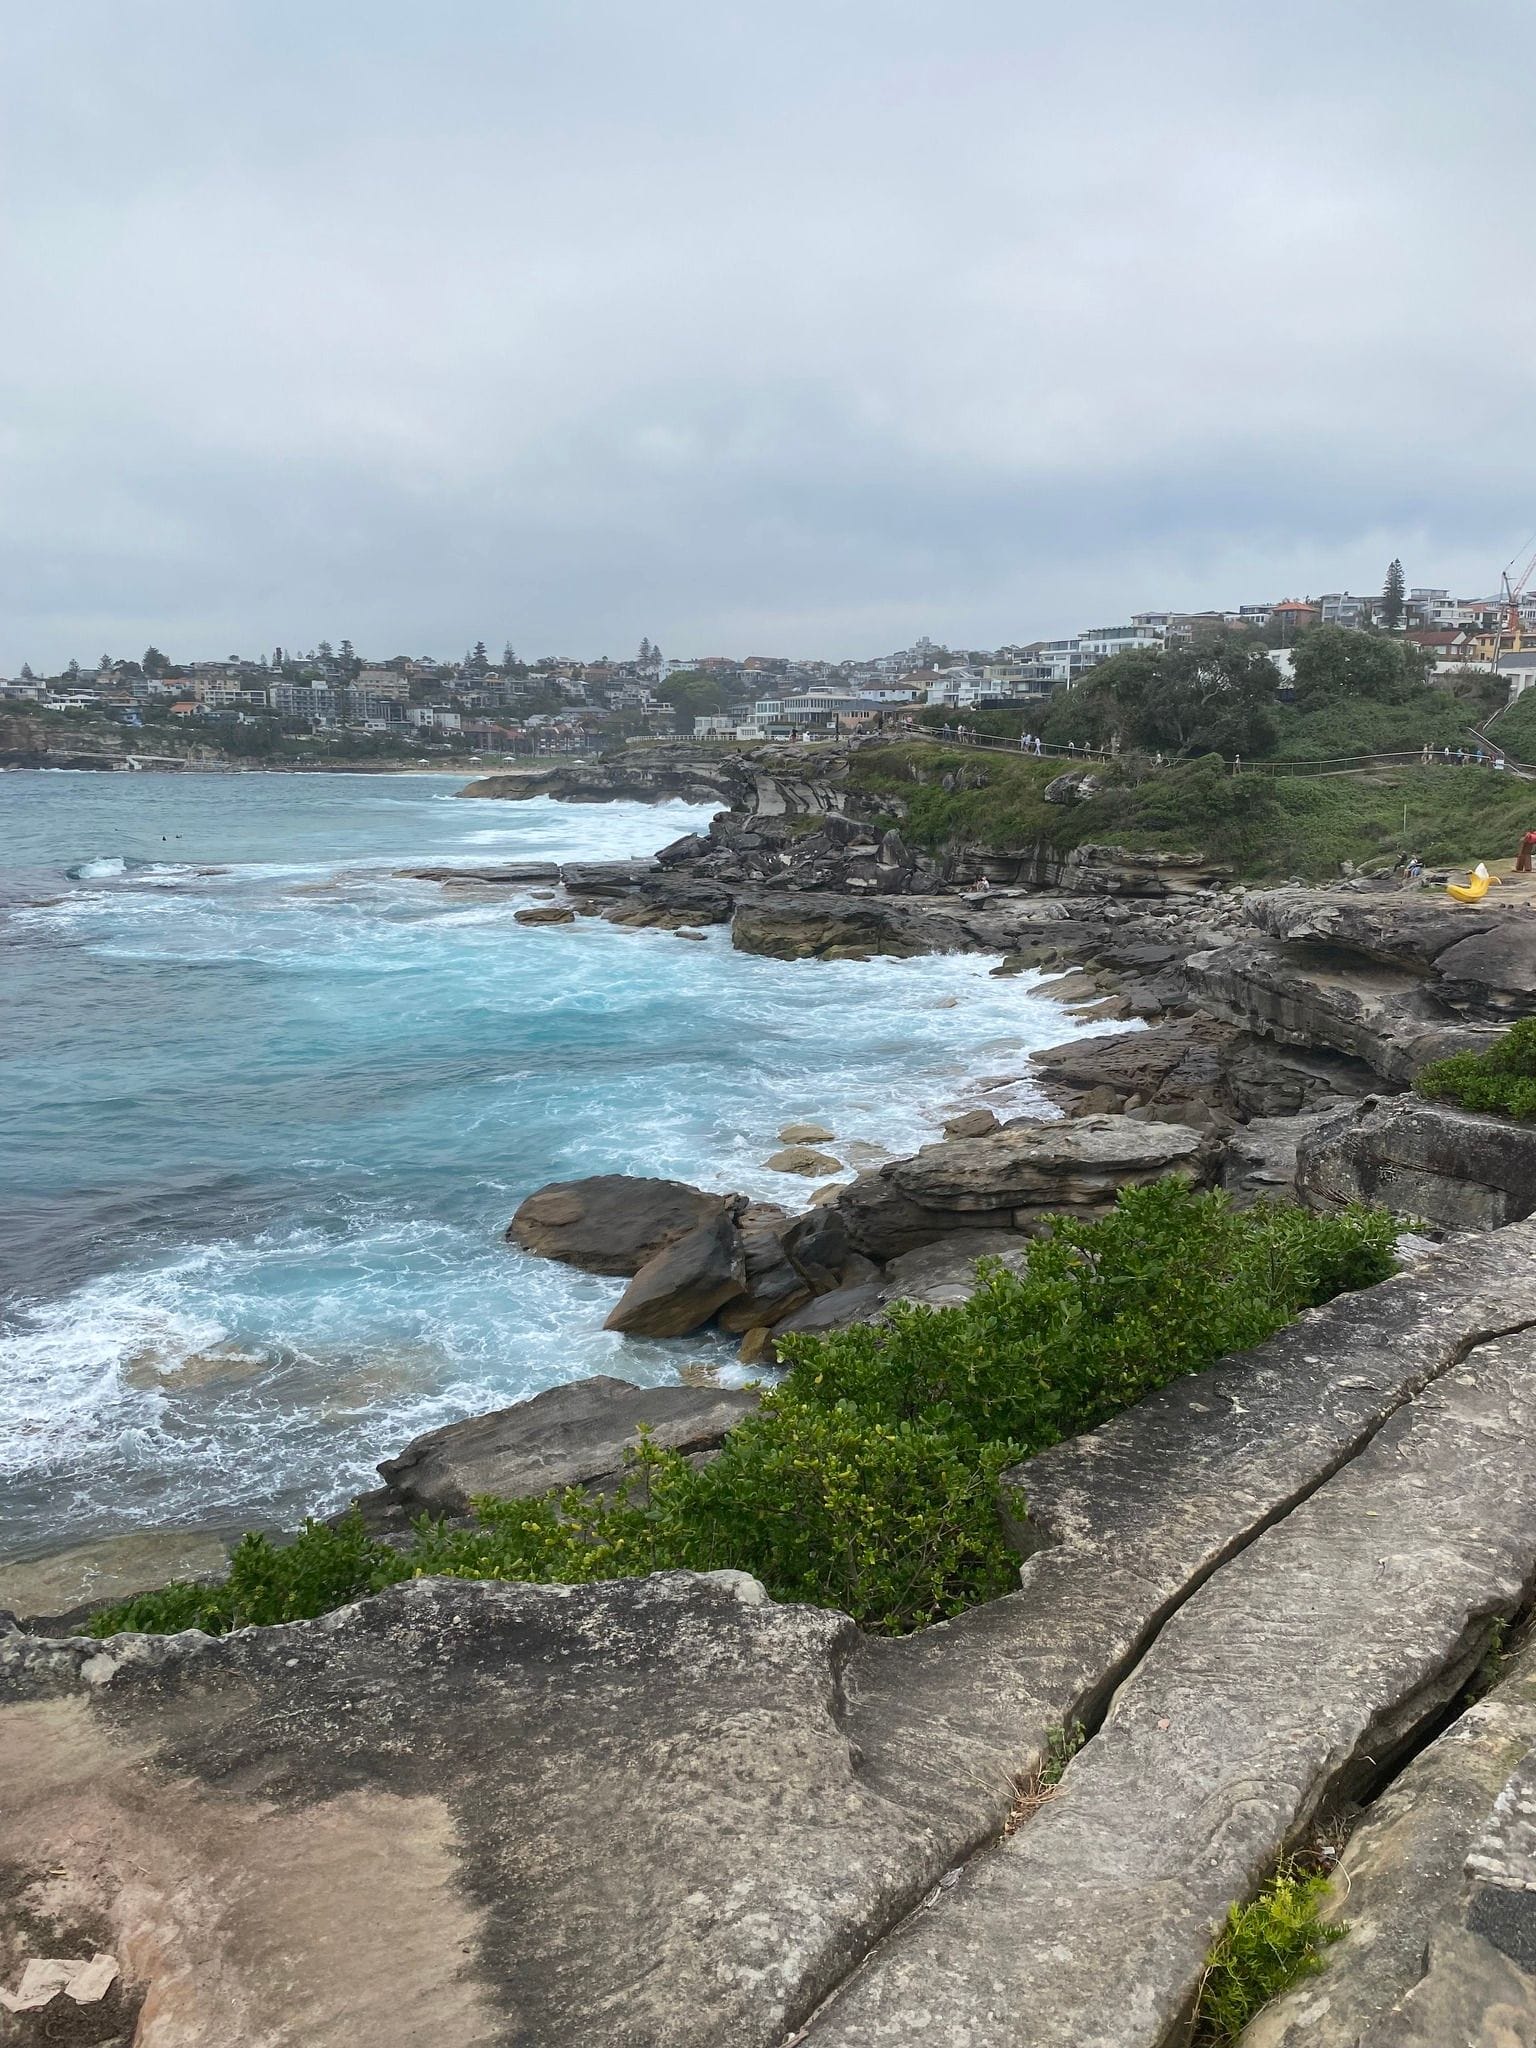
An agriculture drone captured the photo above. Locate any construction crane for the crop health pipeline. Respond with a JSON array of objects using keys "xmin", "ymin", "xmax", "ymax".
[{"xmin": 1493, "ymin": 535, "xmax": 1536, "ymax": 668}]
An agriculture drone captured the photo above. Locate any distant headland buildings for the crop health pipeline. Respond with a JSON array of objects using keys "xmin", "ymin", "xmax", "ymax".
[{"xmin": 6, "ymin": 574, "xmax": 1536, "ymax": 754}]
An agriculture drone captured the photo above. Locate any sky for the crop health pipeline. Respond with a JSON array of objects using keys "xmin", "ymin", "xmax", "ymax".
[{"xmin": 3, "ymin": 0, "xmax": 1535, "ymax": 671}]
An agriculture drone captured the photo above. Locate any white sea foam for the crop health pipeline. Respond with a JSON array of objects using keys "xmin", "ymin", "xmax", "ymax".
[{"xmin": 2, "ymin": 777, "xmax": 1134, "ymax": 1557}]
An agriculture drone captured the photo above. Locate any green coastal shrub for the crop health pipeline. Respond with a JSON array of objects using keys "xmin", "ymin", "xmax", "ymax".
[
  {"xmin": 90, "ymin": 1182, "xmax": 1395, "ymax": 1642},
  {"xmin": 1415, "ymin": 1017, "xmax": 1536, "ymax": 1121},
  {"xmin": 1192, "ymin": 1863, "xmax": 1346, "ymax": 2043}
]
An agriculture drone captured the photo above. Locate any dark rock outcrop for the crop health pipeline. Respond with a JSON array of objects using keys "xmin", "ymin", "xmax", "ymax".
[
  {"xmin": 1297, "ymin": 1094, "xmax": 1536, "ymax": 1231},
  {"xmin": 508, "ymin": 1176, "xmax": 730, "ymax": 1275},
  {"xmin": 361, "ymin": 1375, "xmax": 759, "ymax": 1525},
  {"xmin": 1031, "ymin": 1016, "xmax": 1375, "ymax": 1122},
  {"xmin": 830, "ymin": 1114, "xmax": 1217, "ymax": 1260},
  {"xmin": 730, "ymin": 896, "xmax": 972, "ymax": 961},
  {"xmin": 603, "ymin": 1208, "xmax": 748, "ymax": 1336}
]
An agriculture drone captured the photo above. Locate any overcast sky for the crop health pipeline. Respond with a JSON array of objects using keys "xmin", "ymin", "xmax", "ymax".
[{"xmin": 3, "ymin": 0, "xmax": 1534, "ymax": 671}]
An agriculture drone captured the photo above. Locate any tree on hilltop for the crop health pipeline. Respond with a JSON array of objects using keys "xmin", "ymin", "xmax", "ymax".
[
  {"xmin": 656, "ymin": 669, "xmax": 728, "ymax": 730},
  {"xmin": 1050, "ymin": 637, "xmax": 1279, "ymax": 757},
  {"xmin": 143, "ymin": 646, "xmax": 169, "ymax": 677},
  {"xmin": 1291, "ymin": 624, "xmax": 1426, "ymax": 710},
  {"xmin": 1382, "ymin": 559, "xmax": 1406, "ymax": 629}
]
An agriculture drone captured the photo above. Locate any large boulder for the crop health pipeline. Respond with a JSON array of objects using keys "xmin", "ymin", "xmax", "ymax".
[
  {"xmin": 508, "ymin": 1175, "xmax": 729, "ymax": 1276},
  {"xmin": 363, "ymin": 1375, "xmax": 759, "ymax": 1524},
  {"xmin": 1297, "ymin": 1095, "xmax": 1536, "ymax": 1231},
  {"xmin": 831, "ymin": 1114, "xmax": 1217, "ymax": 1259},
  {"xmin": 1186, "ymin": 936, "xmax": 1498, "ymax": 1085},
  {"xmin": 1031, "ymin": 1017, "xmax": 1374, "ymax": 1123},
  {"xmin": 729, "ymin": 897, "xmax": 970, "ymax": 962},
  {"xmin": 716, "ymin": 1205, "xmax": 815, "ymax": 1334},
  {"xmin": 603, "ymin": 1208, "xmax": 748, "ymax": 1337}
]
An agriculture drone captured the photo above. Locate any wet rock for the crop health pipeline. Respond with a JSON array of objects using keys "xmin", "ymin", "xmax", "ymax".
[
  {"xmin": 509, "ymin": 1175, "xmax": 731, "ymax": 1276},
  {"xmin": 603, "ymin": 1208, "xmax": 748, "ymax": 1337},
  {"xmin": 397, "ymin": 861, "xmax": 561, "ymax": 884},
  {"xmin": 764, "ymin": 1146, "xmax": 843, "ymax": 1177},
  {"xmin": 716, "ymin": 1206, "xmax": 814, "ymax": 1334},
  {"xmin": 365, "ymin": 1375, "xmax": 759, "ymax": 1522},
  {"xmin": 1297, "ymin": 1095, "xmax": 1536, "ymax": 1231},
  {"xmin": 514, "ymin": 904, "xmax": 576, "ymax": 925},
  {"xmin": 729, "ymin": 897, "xmax": 971, "ymax": 962},
  {"xmin": 779, "ymin": 1122, "xmax": 835, "ymax": 1144},
  {"xmin": 942, "ymin": 1109, "xmax": 1000, "ymax": 1140},
  {"xmin": 0, "ymin": 1530, "xmax": 235, "ymax": 1632}
]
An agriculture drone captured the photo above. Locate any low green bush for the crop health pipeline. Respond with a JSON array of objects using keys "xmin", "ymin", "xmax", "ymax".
[
  {"xmin": 1193, "ymin": 1862, "xmax": 1346, "ymax": 2043},
  {"xmin": 90, "ymin": 1183, "xmax": 1396, "ymax": 1641},
  {"xmin": 1415, "ymin": 1017, "xmax": 1536, "ymax": 1120}
]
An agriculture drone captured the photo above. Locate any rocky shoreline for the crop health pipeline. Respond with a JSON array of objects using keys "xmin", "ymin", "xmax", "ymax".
[{"xmin": 9, "ymin": 741, "xmax": 1536, "ymax": 2044}]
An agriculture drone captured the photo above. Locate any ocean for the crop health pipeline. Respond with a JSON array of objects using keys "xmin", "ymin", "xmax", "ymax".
[{"xmin": 0, "ymin": 768, "xmax": 1105, "ymax": 1562}]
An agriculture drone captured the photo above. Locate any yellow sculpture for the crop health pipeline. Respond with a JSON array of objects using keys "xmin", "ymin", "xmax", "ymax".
[{"xmin": 1446, "ymin": 862, "xmax": 1495, "ymax": 903}]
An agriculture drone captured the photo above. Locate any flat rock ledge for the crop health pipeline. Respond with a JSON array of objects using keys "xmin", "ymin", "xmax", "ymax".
[
  {"xmin": 354, "ymin": 1375, "xmax": 760, "ymax": 1531},
  {"xmin": 8, "ymin": 1226, "xmax": 1536, "ymax": 2046}
]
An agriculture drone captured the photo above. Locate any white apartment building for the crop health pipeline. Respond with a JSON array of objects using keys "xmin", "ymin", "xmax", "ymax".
[{"xmin": 1078, "ymin": 623, "xmax": 1165, "ymax": 664}]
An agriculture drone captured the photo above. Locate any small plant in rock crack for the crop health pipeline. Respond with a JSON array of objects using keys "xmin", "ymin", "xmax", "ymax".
[
  {"xmin": 1040, "ymin": 1720, "xmax": 1086, "ymax": 1788},
  {"xmin": 1192, "ymin": 1861, "xmax": 1346, "ymax": 2044}
]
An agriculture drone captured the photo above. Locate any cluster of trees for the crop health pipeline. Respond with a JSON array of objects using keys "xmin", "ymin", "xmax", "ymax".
[
  {"xmin": 1037, "ymin": 626, "xmax": 1437, "ymax": 759},
  {"xmin": 654, "ymin": 668, "xmax": 728, "ymax": 729}
]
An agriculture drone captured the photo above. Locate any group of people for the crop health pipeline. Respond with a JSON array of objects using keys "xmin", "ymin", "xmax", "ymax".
[{"xmin": 1420, "ymin": 742, "xmax": 1506, "ymax": 770}]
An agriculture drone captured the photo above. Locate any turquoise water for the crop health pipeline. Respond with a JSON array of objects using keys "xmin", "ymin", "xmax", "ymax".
[{"xmin": 0, "ymin": 769, "xmax": 1097, "ymax": 1561}]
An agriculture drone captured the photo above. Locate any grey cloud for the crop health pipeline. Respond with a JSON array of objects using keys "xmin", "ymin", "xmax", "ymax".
[{"xmin": 2, "ymin": 0, "xmax": 1532, "ymax": 668}]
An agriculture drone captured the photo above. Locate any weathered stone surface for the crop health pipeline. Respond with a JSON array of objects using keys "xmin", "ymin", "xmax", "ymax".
[
  {"xmin": 942, "ymin": 1108, "xmax": 1000, "ymax": 1140},
  {"xmin": 1298, "ymin": 1094, "xmax": 1536, "ymax": 1230},
  {"xmin": 513, "ymin": 903, "xmax": 576, "ymax": 925},
  {"xmin": 715, "ymin": 1205, "xmax": 814, "ymax": 1333},
  {"xmin": 809, "ymin": 1321, "xmax": 1536, "ymax": 2047},
  {"xmin": 1220, "ymin": 1111, "xmax": 1335, "ymax": 1206},
  {"xmin": 831, "ymin": 1114, "xmax": 1215, "ymax": 1259},
  {"xmin": 1243, "ymin": 886, "xmax": 1536, "ymax": 1025},
  {"xmin": 603, "ymin": 1208, "xmax": 747, "ymax": 1336},
  {"xmin": 0, "ymin": 1530, "xmax": 235, "ymax": 1630},
  {"xmin": 763, "ymin": 1145, "xmax": 842, "ymax": 1176},
  {"xmin": 11, "ymin": 1232, "xmax": 1536, "ymax": 2048},
  {"xmin": 1245, "ymin": 1638, "xmax": 1536, "ymax": 2047},
  {"xmin": 556, "ymin": 858, "xmax": 663, "ymax": 893},
  {"xmin": 780, "ymin": 1121, "xmax": 835, "ymax": 1144},
  {"xmin": 366, "ymin": 1376, "xmax": 758, "ymax": 1522},
  {"xmin": 729, "ymin": 897, "xmax": 968, "ymax": 961},
  {"xmin": 397, "ymin": 861, "xmax": 562, "ymax": 884},
  {"xmin": 1186, "ymin": 936, "xmax": 1496, "ymax": 1085},
  {"xmin": 876, "ymin": 1231, "xmax": 1030, "ymax": 1308},
  {"xmin": 508, "ymin": 1175, "xmax": 729, "ymax": 1275},
  {"xmin": 0, "ymin": 1574, "xmax": 912, "ymax": 2048},
  {"xmin": 1032, "ymin": 1016, "xmax": 1375, "ymax": 1122},
  {"xmin": 779, "ymin": 1206, "xmax": 853, "ymax": 1293}
]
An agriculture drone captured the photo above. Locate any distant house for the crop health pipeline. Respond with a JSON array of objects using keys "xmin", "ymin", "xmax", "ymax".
[
  {"xmin": 1269, "ymin": 599, "xmax": 1321, "ymax": 637},
  {"xmin": 167, "ymin": 700, "xmax": 198, "ymax": 718}
]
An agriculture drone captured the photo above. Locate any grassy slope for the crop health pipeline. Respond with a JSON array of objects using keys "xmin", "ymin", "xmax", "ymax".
[{"xmin": 851, "ymin": 744, "xmax": 1536, "ymax": 881}]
